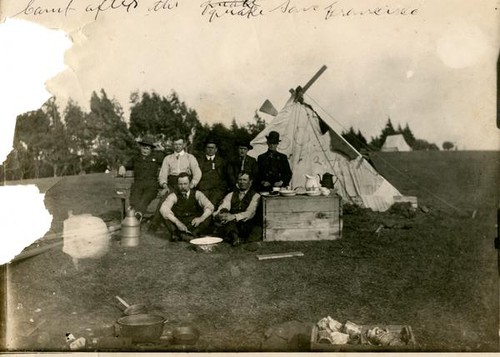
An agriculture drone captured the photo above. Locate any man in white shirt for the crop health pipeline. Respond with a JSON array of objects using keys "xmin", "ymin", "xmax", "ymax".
[
  {"xmin": 160, "ymin": 172, "xmax": 214, "ymax": 242},
  {"xmin": 149, "ymin": 136, "xmax": 202, "ymax": 232},
  {"xmin": 158, "ymin": 137, "xmax": 202, "ymax": 193},
  {"xmin": 213, "ymin": 172, "xmax": 262, "ymax": 246}
]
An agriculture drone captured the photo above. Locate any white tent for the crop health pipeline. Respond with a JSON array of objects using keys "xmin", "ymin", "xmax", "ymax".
[
  {"xmin": 249, "ymin": 97, "xmax": 402, "ymax": 212},
  {"xmin": 381, "ymin": 134, "xmax": 412, "ymax": 152}
]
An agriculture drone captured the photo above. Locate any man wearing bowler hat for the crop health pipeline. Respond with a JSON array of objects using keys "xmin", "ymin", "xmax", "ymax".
[
  {"xmin": 256, "ymin": 131, "xmax": 292, "ymax": 192},
  {"xmin": 119, "ymin": 135, "xmax": 164, "ymax": 216},
  {"xmin": 229, "ymin": 139, "xmax": 258, "ymax": 189}
]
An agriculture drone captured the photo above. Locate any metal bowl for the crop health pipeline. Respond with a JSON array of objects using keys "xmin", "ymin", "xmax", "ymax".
[
  {"xmin": 173, "ymin": 326, "xmax": 200, "ymax": 345},
  {"xmin": 116, "ymin": 314, "xmax": 166, "ymax": 342},
  {"xmin": 190, "ymin": 237, "xmax": 223, "ymax": 252}
]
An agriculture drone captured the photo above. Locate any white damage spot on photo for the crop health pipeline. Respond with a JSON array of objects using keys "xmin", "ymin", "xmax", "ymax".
[
  {"xmin": 436, "ymin": 25, "xmax": 489, "ymax": 69},
  {"xmin": 0, "ymin": 186, "xmax": 52, "ymax": 264},
  {"xmin": 0, "ymin": 18, "xmax": 71, "ymax": 263}
]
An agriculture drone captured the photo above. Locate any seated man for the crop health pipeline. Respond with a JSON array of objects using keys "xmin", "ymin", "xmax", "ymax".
[
  {"xmin": 159, "ymin": 172, "xmax": 214, "ymax": 242},
  {"xmin": 213, "ymin": 172, "xmax": 262, "ymax": 246}
]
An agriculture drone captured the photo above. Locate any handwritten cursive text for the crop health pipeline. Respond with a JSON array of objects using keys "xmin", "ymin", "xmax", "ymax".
[{"xmin": 201, "ymin": 0, "xmax": 264, "ymax": 22}]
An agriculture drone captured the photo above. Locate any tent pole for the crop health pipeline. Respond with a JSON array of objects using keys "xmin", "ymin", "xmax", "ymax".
[{"xmin": 301, "ymin": 65, "xmax": 327, "ymax": 94}]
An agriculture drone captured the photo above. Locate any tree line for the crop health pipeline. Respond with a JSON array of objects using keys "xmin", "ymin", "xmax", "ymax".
[
  {"xmin": 1, "ymin": 89, "xmax": 265, "ymax": 180},
  {"xmin": 1, "ymin": 89, "xmax": 441, "ymax": 181}
]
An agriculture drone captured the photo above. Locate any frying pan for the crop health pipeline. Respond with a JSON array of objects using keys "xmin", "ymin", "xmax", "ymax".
[{"xmin": 115, "ymin": 295, "xmax": 148, "ymax": 316}]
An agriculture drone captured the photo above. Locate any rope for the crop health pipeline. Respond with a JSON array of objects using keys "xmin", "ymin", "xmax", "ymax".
[
  {"xmin": 304, "ymin": 94, "xmax": 468, "ymax": 215},
  {"xmin": 301, "ymin": 103, "xmax": 355, "ymax": 204}
]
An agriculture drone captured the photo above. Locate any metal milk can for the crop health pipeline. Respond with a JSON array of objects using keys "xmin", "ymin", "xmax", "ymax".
[{"xmin": 121, "ymin": 209, "xmax": 142, "ymax": 247}]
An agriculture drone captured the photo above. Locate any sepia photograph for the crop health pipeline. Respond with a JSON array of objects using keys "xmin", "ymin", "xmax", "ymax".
[{"xmin": 0, "ymin": 0, "xmax": 498, "ymax": 352}]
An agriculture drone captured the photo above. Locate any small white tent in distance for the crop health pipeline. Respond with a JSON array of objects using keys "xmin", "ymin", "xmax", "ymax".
[
  {"xmin": 248, "ymin": 68, "xmax": 403, "ymax": 212},
  {"xmin": 381, "ymin": 134, "xmax": 412, "ymax": 152}
]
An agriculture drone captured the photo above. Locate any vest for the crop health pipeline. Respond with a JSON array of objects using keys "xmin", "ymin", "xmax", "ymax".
[
  {"xmin": 230, "ymin": 188, "xmax": 257, "ymax": 215},
  {"xmin": 172, "ymin": 190, "xmax": 203, "ymax": 221}
]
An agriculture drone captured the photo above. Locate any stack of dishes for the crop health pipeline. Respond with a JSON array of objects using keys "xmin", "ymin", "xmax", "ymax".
[{"xmin": 279, "ymin": 189, "xmax": 296, "ymax": 197}]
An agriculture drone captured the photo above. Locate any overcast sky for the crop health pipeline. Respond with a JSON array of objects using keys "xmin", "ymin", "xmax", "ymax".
[{"xmin": 2, "ymin": 0, "xmax": 499, "ymax": 150}]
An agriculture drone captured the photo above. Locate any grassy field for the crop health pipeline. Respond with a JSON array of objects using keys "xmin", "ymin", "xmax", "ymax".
[{"xmin": 3, "ymin": 151, "xmax": 499, "ymax": 352}]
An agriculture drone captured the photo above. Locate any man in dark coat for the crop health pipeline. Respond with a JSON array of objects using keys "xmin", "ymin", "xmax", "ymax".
[
  {"xmin": 119, "ymin": 136, "xmax": 164, "ymax": 215},
  {"xmin": 213, "ymin": 172, "xmax": 262, "ymax": 246},
  {"xmin": 159, "ymin": 173, "xmax": 214, "ymax": 242},
  {"xmin": 228, "ymin": 139, "xmax": 258, "ymax": 189},
  {"xmin": 197, "ymin": 138, "xmax": 230, "ymax": 206},
  {"xmin": 256, "ymin": 131, "xmax": 292, "ymax": 192}
]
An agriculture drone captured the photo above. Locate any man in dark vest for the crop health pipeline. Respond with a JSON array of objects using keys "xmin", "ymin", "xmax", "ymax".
[
  {"xmin": 213, "ymin": 172, "xmax": 262, "ymax": 246},
  {"xmin": 256, "ymin": 131, "xmax": 292, "ymax": 192},
  {"xmin": 197, "ymin": 138, "xmax": 229, "ymax": 206},
  {"xmin": 228, "ymin": 139, "xmax": 258, "ymax": 190},
  {"xmin": 159, "ymin": 172, "xmax": 214, "ymax": 242}
]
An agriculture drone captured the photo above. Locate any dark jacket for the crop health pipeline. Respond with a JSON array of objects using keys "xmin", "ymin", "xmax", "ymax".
[
  {"xmin": 197, "ymin": 155, "xmax": 229, "ymax": 192},
  {"xmin": 229, "ymin": 155, "xmax": 258, "ymax": 188},
  {"xmin": 125, "ymin": 151, "xmax": 164, "ymax": 182},
  {"xmin": 257, "ymin": 150, "xmax": 292, "ymax": 190}
]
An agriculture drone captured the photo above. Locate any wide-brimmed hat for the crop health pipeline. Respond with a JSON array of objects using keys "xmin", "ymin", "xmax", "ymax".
[
  {"xmin": 137, "ymin": 135, "xmax": 156, "ymax": 148},
  {"xmin": 236, "ymin": 139, "xmax": 253, "ymax": 150},
  {"xmin": 266, "ymin": 131, "xmax": 281, "ymax": 144}
]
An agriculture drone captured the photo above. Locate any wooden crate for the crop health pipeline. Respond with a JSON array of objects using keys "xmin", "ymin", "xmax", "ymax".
[
  {"xmin": 262, "ymin": 194, "xmax": 342, "ymax": 241},
  {"xmin": 310, "ymin": 324, "xmax": 417, "ymax": 352}
]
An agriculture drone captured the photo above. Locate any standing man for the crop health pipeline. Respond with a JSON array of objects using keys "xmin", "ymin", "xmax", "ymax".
[
  {"xmin": 213, "ymin": 172, "xmax": 262, "ymax": 246},
  {"xmin": 158, "ymin": 136, "xmax": 201, "ymax": 193},
  {"xmin": 229, "ymin": 139, "xmax": 258, "ymax": 189},
  {"xmin": 197, "ymin": 138, "xmax": 229, "ymax": 206},
  {"xmin": 148, "ymin": 136, "xmax": 201, "ymax": 232},
  {"xmin": 256, "ymin": 131, "xmax": 292, "ymax": 192},
  {"xmin": 119, "ymin": 136, "xmax": 164, "ymax": 216},
  {"xmin": 159, "ymin": 173, "xmax": 214, "ymax": 242}
]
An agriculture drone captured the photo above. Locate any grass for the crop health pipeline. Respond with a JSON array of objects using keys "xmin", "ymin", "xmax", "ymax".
[{"xmin": 4, "ymin": 151, "xmax": 499, "ymax": 352}]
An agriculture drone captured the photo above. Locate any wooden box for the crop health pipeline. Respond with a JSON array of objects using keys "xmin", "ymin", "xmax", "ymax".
[
  {"xmin": 262, "ymin": 194, "xmax": 342, "ymax": 241},
  {"xmin": 310, "ymin": 324, "xmax": 417, "ymax": 352}
]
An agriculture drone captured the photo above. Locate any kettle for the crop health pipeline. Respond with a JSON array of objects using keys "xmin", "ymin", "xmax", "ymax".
[
  {"xmin": 321, "ymin": 173, "xmax": 335, "ymax": 189},
  {"xmin": 121, "ymin": 208, "xmax": 142, "ymax": 247},
  {"xmin": 305, "ymin": 174, "xmax": 321, "ymax": 191}
]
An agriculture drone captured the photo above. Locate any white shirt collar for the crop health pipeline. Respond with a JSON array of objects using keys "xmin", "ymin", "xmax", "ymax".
[
  {"xmin": 206, "ymin": 155, "xmax": 215, "ymax": 160},
  {"xmin": 175, "ymin": 150, "xmax": 186, "ymax": 157}
]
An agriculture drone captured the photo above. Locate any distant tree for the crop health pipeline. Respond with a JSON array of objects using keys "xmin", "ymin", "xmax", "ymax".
[
  {"xmin": 11, "ymin": 108, "xmax": 51, "ymax": 178},
  {"xmin": 64, "ymin": 99, "xmax": 95, "ymax": 174},
  {"xmin": 246, "ymin": 110, "xmax": 266, "ymax": 138},
  {"xmin": 401, "ymin": 123, "xmax": 416, "ymax": 147},
  {"xmin": 88, "ymin": 89, "xmax": 136, "ymax": 170},
  {"xmin": 41, "ymin": 98, "xmax": 72, "ymax": 177},
  {"xmin": 442, "ymin": 141, "xmax": 454, "ymax": 151},
  {"xmin": 342, "ymin": 127, "xmax": 368, "ymax": 151},
  {"xmin": 413, "ymin": 139, "xmax": 439, "ymax": 151},
  {"xmin": 129, "ymin": 90, "xmax": 202, "ymax": 146}
]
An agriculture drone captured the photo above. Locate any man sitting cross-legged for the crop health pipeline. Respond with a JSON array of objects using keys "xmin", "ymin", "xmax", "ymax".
[
  {"xmin": 213, "ymin": 172, "xmax": 262, "ymax": 246},
  {"xmin": 159, "ymin": 172, "xmax": 214, "ymax": 242}
]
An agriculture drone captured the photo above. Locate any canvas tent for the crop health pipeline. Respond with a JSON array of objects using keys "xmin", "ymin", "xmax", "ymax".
[
  {"xmin": 381, "ymin": 134, "xmax": 412, "ymax": 152},
  {"xmin": 248, "ymin": 96, "xmax": 403, "ymax": 212}
]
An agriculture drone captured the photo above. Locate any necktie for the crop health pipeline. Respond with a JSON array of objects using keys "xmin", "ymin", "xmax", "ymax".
[{"xmin": 240, "ymin": 158, "xmax": 245, "ymax": 172}]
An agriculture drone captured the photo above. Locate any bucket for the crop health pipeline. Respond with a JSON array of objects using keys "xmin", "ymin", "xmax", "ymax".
[{"xmin": 116, "ymin": 314, "xmax": 166, "ymax": 342}]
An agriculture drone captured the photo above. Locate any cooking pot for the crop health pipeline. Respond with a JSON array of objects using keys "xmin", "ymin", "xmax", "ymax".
[{"xmin": 116, "ymin": 314, "xmax": 166, "ymax": 342}]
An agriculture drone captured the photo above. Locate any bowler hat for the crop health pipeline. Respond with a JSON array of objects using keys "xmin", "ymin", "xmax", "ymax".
[
  {"xmin": 137, "ymin": 135, "xmax": 156, "ymax": 148},
  {"xmin": 236, "ymin": 139, "xmax": 253, "ymax": 150},
  {"xmin": 266, "ymin": 131, "xmax": 281, "ymax": 144}
]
